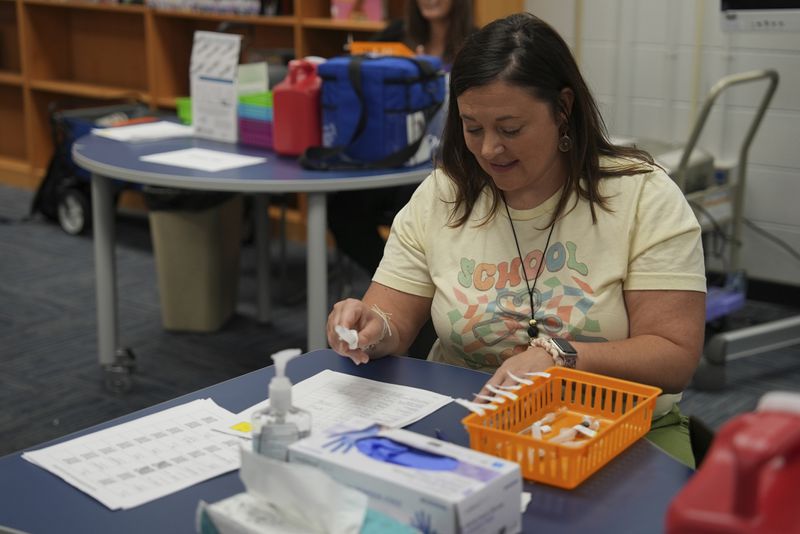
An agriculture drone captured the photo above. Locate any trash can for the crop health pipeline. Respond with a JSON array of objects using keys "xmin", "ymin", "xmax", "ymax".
[{"xmin": 145, "ymin": 187, "xmax": 243, "ymax": 332}]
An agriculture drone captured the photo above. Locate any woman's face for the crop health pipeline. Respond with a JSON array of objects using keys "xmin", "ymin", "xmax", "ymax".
[
  {"xmin": 457, "ymin": 81, "xmax": 569, "ymax": 209},
  {"xmin": 416, "ymin": 0, "xmax": 453, "ymax": 22}
]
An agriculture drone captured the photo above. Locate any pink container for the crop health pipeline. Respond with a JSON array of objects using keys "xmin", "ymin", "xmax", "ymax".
[{"xmin": 239, "ymin": 119, "xmax": 273, "ymax": 149}]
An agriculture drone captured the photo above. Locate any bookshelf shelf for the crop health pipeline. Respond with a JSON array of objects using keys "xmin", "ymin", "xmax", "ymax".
[
  {"xmin": 0, "ymin": 71, "xmax": 23, "ymax": 86},
  {"xmin": 152, "ymin": 8, "xmax": 297, "ymax": 26}
]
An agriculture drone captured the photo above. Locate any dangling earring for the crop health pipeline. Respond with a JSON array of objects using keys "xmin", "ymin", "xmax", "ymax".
[{"xmin": 558, "ymin": 131, "xmax": 573, "ymax": 153}]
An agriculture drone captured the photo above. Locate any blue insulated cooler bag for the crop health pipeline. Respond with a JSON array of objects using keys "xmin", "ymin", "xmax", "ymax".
[{"xmin": 299, "ymin": 55, "xmax": 446, "ymax": 170}]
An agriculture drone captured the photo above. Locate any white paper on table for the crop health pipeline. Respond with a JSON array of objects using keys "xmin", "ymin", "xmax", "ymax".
[
  {"xmin": 91, "ymin": 121, "xmax": 194, "ymax": 142},
  {"xmin": 140, "ymin": 148, "xmax": 266, "ymax": 172},
  {"xmin": 191, "ymin": 31, "xmax": 242, "ymax": 143},
  {"xmin": 22, "ymin": 399, "xmax": 244, "ymax": 510},
  {"xmin": 216, "ymin": 369, "xmax": 453, "ymax": 439}
]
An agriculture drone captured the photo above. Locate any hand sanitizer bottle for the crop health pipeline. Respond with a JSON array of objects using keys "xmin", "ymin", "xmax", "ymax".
[{"xmin": 252, "ymin": 349, "xmax": 312, "ymax": 461}]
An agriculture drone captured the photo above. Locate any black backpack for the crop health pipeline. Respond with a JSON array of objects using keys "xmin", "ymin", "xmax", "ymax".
[{"xmin": 30, "ymin": 103, "xmax": 152, "ymax": 234}]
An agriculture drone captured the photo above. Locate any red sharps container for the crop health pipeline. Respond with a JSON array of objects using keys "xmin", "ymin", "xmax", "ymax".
[
  {"xmin": 272, "ymin": 59, "xmax": 321, "ymax": 156},
  {"xmin": 666, "ymin": 401, "xmax": 800, "ymax": 534}
]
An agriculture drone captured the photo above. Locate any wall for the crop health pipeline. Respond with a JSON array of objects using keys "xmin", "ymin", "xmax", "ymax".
[{"xmin": 524, "ymin": 0, "xmax": 800, "ymax": 287}]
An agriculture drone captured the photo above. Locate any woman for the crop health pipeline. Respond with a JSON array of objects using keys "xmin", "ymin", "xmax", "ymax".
[
  {"xmin": 326, "ymin": 13, "xmax": 706, "ymax": 467},
  {"xmin": 328, "ymin": 0, "xmax": 474, "ymax": 277},
  {"xmin": 386, "ymin": 0, "xmax": 474, "ymax": 63}
]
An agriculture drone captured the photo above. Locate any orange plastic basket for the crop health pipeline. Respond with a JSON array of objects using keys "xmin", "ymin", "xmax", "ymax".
[{"xmin": 462, "ymin": 367, "xmax": 661, "ymax": 489}]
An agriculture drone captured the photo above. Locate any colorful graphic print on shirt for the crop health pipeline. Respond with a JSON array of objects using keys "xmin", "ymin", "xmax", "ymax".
[{"xmin": 447, "ymin": 240, "xmax": 606, "ymax": 369}]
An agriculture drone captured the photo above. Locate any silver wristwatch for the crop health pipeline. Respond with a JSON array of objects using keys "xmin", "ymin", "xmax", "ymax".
[{"xmin": 551, "ymin": 338, "xmax": 578, "ymax": 369}]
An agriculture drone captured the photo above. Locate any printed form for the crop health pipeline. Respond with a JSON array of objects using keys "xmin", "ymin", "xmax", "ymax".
[
  {"xmin": 21, "ymin": 372, "xmax": 453, "ymax": 510},
  {"xmin": 219, "ymin": 369, "xmax": 453, "ymax": 438},
  {"xmin": 22, "ymin": 399, "xmax": 241, "ymax": 510}
]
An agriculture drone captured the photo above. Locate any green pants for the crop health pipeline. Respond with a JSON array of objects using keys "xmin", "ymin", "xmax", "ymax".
[{"xmin": 645, "ymin": 404, "xmax": 694, "ymax": 469}]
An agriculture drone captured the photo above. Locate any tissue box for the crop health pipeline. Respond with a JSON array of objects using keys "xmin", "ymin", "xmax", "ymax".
[{"xmin": 289, "ymin": 421, "xmax": 522, "ymax": 534}]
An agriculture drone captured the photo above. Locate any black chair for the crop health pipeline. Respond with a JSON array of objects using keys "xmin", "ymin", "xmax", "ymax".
[{"xmin": 688, "ymin": 415, "xmax": 716, "ymax": 468}]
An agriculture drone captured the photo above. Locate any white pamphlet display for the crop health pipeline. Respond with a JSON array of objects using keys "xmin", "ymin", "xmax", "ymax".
[{"xmin": 190, "ymin": 31, "xmax": 242, "ymax": 143}]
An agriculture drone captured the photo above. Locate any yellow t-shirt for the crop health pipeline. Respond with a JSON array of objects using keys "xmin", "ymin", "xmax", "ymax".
[{"xmin": 374, "ymin": 160, "xmax": 706, "ymax": 416}]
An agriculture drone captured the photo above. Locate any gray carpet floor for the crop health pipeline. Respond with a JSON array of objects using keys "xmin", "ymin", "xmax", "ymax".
[{"xmin": 1, "ymin": 183, "xmax": 799, "ymax": 458}]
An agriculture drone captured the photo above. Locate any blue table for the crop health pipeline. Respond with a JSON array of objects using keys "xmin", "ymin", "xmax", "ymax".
[
  {"xmin": 0, "ymin": 350, "xmax": 691, "ymax": 533},
  {"xmin": 72, "ymin": 134, "xmax": 431, "ymax": 371}
]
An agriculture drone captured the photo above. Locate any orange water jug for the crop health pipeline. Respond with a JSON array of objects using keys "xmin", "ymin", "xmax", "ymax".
[{"xmin": 272, "ymin": 59, "xmax": 322, "ymax": 156}]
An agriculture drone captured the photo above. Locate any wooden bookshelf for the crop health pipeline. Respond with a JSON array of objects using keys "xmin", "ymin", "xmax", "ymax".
[
  {"xmin": 0, "ymin": 0, "xmax": 25, "ymax": 185},
  {"xmin": 1, "ymin": 0, "xmax": 523, "ymax": 218}
]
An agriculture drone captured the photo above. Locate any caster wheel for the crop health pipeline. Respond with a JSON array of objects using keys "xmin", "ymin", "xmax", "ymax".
[
  {"xmin": 115, "ymin": 347, "xmax": 136, "ymax": 372},
  {"xmin": 104, "ymin": 365, "xmax": 132, "ymax": 393},
  {"xmin": 57, "ymin": 188, "xmax": 92, "ymax": 236}
]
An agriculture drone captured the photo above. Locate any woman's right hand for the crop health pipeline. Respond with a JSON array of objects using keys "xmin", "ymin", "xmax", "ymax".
[{"xmin": 326, "ymin": 298, "xmax": 387, "ymax": 365}]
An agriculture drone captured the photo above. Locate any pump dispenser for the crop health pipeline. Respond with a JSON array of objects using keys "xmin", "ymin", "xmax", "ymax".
[{"xmin": 252, "ymin": 349, "xmax": 311, "ymax": 461}]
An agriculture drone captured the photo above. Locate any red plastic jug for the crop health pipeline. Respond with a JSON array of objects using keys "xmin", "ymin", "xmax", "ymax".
[
  {"xmin": 272, "ymin": 59, "xmax": 322, "ymax": 156},
  {"xmin": 666, "ymin": 405, "xmax": 800, "ymax": 534}
]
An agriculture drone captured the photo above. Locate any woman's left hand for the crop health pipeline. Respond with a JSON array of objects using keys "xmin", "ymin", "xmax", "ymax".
[{"xmin": 477, "ymin": 347, "xmax": 554, "ymax": 399}]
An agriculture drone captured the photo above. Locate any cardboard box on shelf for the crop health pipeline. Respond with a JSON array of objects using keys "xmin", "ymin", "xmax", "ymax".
[{"xmin": 330, "ymin": 0, "xmax": 385, "ymax": 21}]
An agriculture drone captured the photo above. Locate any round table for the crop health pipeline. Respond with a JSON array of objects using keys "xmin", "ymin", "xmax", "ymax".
[{"xmin": 73, "ymin": 133, "xmax": 431, "ymax": 373}]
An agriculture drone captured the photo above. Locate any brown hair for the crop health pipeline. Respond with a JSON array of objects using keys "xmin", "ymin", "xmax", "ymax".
[
  {"xmin": 405, "ymin": 0, "xmax": 474, "ymax": 63},
  {"xmin": 440, "ymin": 12, "xmax": 654, "ymax": 227}
]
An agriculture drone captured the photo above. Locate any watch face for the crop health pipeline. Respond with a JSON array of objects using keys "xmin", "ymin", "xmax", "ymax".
[{"xmin": 551, "ymin": 338, "xmax": 577, "ymax": 356}]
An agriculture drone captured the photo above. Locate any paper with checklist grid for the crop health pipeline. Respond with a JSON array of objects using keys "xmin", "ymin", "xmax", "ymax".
[
  {"xmin": 20, "ymin": 373, "xmax": 453, "ymax": 510},
  {"xmin": 21, "ymin": 399, "xmax": 242, "ymax": 510},
  {"xmin": 217, "ymin": 370, "xmax": 454, "ymax": 439}
]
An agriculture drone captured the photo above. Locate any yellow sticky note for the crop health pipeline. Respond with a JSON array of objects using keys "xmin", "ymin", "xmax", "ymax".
[{"xmin": 230, "ymin": 421, "xmax": 252, "ymax": 433}]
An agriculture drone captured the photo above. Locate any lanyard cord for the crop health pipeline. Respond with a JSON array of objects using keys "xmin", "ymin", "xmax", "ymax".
[{"xmin": 503, "ymin": 198, "xmax": 556, "ymax": 339}]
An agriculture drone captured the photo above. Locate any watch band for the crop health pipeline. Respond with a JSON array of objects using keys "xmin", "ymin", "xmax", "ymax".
[{"xmin": 529, "ymin": 337, "xmax": 578, "ymax": 369}]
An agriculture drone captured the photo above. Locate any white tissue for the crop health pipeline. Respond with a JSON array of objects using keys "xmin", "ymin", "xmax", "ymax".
[
  {"xmin": 334, "ymin": 325, "xmax": 359, "ymax": 350},
  {"xmin": 202, "ymin": 448, "xmax": 367, "ymax": 534}
]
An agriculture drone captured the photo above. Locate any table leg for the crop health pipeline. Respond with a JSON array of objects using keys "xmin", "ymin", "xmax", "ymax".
[
  {"xmin": 91, "ymin": 174, "xmax": 118, "ymax": 367},
  {"xmin": 254, "ymin": 194, "xmax": 271, "ymax": 323},
  {"xmin": 306, "ymin": 192, "xmax": 328, "ymax": 351}
]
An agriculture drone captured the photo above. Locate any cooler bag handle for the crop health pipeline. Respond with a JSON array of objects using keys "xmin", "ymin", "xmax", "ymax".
[{"xmin": 299, "ymin": 55, "xmax": 444, "ymax": 171}]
